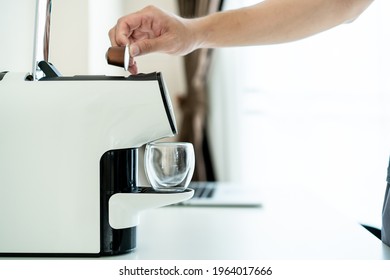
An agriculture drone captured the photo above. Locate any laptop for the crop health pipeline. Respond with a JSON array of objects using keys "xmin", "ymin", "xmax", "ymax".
[{"xmin": 174, "ymin": 181, "xmax": 262, "ymax": 207}]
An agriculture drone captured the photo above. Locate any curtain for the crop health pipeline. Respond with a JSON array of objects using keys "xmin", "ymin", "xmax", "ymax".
[{"xmin": 177, "ymin": 0, "xmax": 223, "ymax": 181}]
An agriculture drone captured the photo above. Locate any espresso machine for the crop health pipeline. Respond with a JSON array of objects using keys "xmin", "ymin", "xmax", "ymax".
[{"xmin": 0, "ymin": 0, "xmax": 193, "ymax": 256}]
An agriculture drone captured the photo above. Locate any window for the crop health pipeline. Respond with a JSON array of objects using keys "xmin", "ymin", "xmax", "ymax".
[{"xmin": 208, "ymin": 0, "xmax": 390, "ymax": 226}]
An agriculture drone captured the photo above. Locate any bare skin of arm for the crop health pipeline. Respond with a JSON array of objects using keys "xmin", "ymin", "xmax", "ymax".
[{"xmin": 109, "ymin": 0, "xmax": 374, "ymax": 74}]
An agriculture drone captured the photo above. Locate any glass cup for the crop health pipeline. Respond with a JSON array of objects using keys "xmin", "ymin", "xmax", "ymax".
[{"xmin": 144, "ymin": 142, "xmax": 195, "ymax": 192}]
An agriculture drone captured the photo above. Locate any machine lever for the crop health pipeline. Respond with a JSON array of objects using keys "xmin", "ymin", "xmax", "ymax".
[{"xmin": 38, "ymin": 61, "xmax": 62, "ymax": 78}]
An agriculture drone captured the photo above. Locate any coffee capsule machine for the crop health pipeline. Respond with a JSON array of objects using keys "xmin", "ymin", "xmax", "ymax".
[{"xmin": 0, "ymin": 0, "xmax": 193, "ymax": 256}]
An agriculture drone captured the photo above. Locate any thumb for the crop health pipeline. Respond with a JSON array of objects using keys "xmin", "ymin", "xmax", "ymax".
[{"xmin": 130, "ymin": 37, "xmax": 166, "ymax": 57}]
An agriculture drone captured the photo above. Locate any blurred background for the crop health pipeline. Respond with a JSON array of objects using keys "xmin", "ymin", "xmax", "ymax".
[{"xmin": 208, "ymin": 0, "xmax": 390, "ymax": 229}]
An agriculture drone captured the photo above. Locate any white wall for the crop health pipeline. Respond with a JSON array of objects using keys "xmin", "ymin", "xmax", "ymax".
[
  {"xmin": 0, "ymin": 0, "xmax": 38, "ymax": 73},
  {"xmin": 49, "ymin": 0, "xmax": 90, "ymax": 74}
]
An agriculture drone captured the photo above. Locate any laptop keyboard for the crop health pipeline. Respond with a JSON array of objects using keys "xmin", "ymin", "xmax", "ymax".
[{"xmin": 190, "ymin": 182, "xmax": 216, "ymax": 199}]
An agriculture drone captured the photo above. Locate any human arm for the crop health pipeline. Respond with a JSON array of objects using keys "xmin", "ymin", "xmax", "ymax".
[
  {"xmin": 191, "ymin": 0, "xmax": 374, "ymax": 48},
  {"xmin": 109, "ymin": 0, "xmax": 374, "ymax": 74}
]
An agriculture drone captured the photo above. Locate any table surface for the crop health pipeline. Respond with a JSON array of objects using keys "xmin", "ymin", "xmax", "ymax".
[
  {"xmin": 1, "ymin": 184, "xmax": 389, "ymax": 260},
  {"xmin": 108, "ymin": 184, "xmax": 390, "ymax": 260}
]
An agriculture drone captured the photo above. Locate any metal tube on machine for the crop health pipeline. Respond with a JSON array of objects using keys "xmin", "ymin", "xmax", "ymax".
[{"xmin": 32, "ymin": 0, "xmax": 52, "ymax": 80}]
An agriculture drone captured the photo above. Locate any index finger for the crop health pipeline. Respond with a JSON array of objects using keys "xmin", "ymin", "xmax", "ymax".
[
  {"xmin": 110, "ymin": 13, "xmax": 144, "ymax": 47},
  {"xmin": 108, "ymin": 27, "xmax": 120, "ymax": 46}
]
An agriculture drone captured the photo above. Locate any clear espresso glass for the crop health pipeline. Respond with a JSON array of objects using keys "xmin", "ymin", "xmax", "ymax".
[{"xmin": 144, "ymin": 142, "xmax": 195, "ymax": 192}]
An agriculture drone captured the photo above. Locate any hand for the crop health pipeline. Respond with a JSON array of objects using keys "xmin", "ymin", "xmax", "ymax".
[{"xmin": 108, "ymin": 5, "xmax": 197, "ymax": 74}]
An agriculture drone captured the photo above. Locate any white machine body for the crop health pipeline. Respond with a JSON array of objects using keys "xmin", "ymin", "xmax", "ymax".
[{"xmin": 0, "ymin": 71, "xmax": 192, "ymax": 256}]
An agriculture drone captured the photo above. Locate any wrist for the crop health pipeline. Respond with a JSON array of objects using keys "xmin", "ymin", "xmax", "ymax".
[{"xmin": 185, "ymin": 17, "xmax": 210, "ymax": 51}]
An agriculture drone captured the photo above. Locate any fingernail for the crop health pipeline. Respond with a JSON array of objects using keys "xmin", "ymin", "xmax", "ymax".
[{"xmin": 129, "ymin": 45, "xmax": 140, "ymax": 57}]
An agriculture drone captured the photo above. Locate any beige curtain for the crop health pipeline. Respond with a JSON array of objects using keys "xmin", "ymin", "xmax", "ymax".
[{"xmin": 177, "ymin": 0, "xmax": 223, "ymax": 181}]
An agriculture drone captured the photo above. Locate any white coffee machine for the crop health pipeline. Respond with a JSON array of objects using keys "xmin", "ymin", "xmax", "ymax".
[{"xmin": 0, "ymin": 0, "xmax": 193, "ymax": 256}]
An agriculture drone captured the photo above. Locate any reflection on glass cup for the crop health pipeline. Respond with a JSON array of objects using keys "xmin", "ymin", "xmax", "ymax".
[{"xmin": 144, "ymin": 142, "xmax": 195, "ymax": 192}]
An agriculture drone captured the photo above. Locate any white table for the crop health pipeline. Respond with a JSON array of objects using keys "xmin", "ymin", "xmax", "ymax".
[
  {"xmin": 1, "ymin": 185, "xmax": 388, "ymax": 280},
  {"xmin": 1, "ymin": 185, "xmax": 388, "ymax": 260},
  {"xmin": 110, "ymin": 184, "xmax": 390, "ymax": 260}
]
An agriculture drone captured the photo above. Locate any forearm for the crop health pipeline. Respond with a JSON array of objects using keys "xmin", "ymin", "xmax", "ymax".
[{"xmin": 191, "ymin": 0, "xmax": 374, "ymax": 48}]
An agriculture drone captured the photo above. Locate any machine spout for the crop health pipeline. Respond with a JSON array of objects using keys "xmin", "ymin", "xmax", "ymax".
[{"xmin": 108, "ymin": 188, "xmax": 194, "ymax": 229}]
